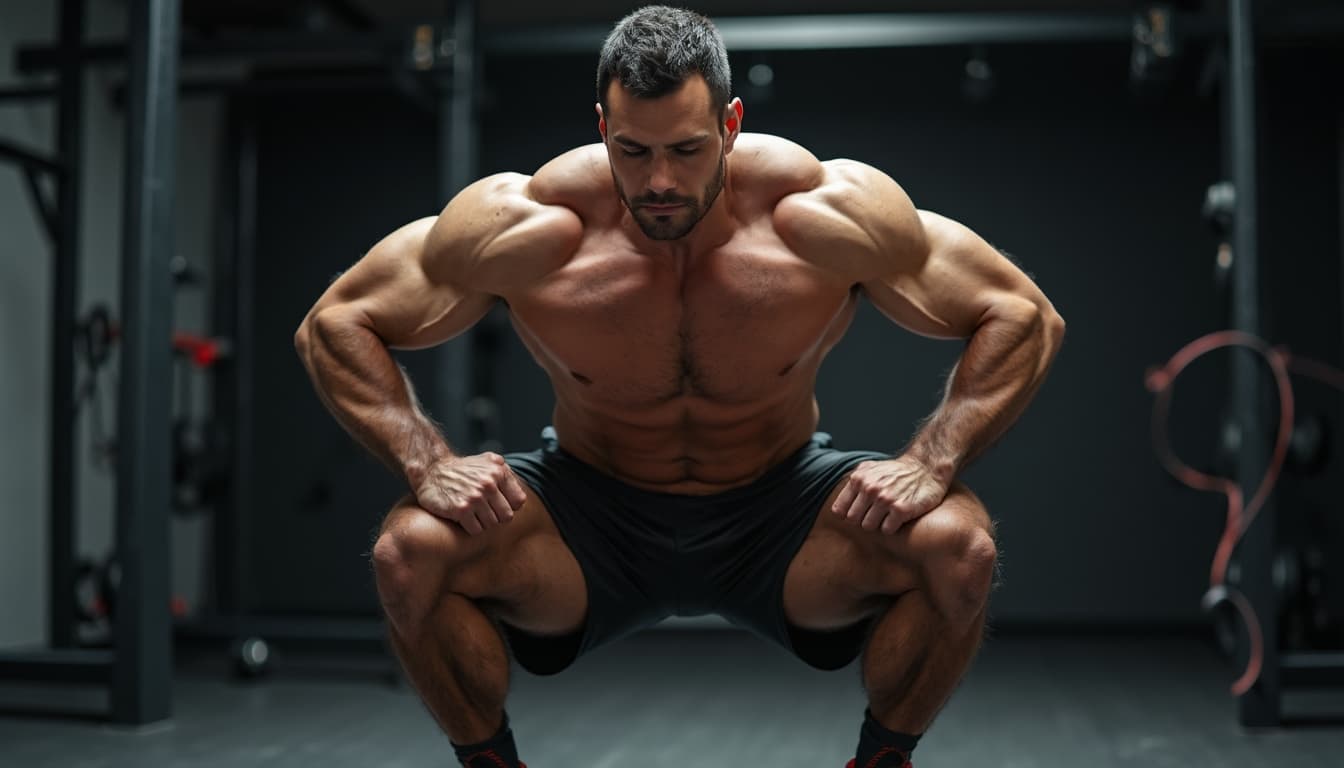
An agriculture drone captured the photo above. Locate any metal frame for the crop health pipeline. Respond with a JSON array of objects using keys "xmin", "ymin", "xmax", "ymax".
[
  {"xmin": 1219, "ymin": 0, "xmax": 1344, "ymax": 726},
  {"xmin": 50, "ymin": 0, "xmax": 85, "ymax": 658},
  {"xmin": 0, "ymin": 0, "xmax": 180, "ymax": 726},
  {"xmin": 0, "ymin": 0, "xmax": 91, "ymax": 693},
  {"xmin": 1225, "ymin": 0, "xmax": 1279, "ymax": 727},
  {"xmin": 110, "ymin": 0, "xmax": 180, "ymax": 725},
  {"xmin": 0, "ymin": 138, "xmax": 62, "ymax": 241}
]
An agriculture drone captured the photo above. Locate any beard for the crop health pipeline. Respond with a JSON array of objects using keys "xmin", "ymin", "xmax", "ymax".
[{"xmin": 615, "ymin": 153, "xmax": 726, "ymax": 241}]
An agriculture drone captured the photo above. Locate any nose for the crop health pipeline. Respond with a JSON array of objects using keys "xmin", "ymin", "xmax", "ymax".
[{"xmin": 647, "ymin": 154, "xmax": 676, "ymax": 196}]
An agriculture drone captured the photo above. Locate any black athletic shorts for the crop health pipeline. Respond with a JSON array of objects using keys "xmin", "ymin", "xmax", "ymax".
[{"xmin": 500, "ymin": 426, "xmax": 889, "ymax": 676}]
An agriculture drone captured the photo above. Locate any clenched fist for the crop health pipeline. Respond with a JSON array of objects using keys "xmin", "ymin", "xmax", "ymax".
[{"xmin": 414, "ymin": 452, "xmax": 529, "ymax": 535}]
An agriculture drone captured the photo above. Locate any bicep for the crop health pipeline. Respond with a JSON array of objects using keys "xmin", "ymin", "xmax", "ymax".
[{"xmin": 862, "ymin": 209, "xmax": 1047, "ymax": 340}]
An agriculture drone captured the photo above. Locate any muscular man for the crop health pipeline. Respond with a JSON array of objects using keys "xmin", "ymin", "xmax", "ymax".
[{"xmin": 296, "ymin": 7, "xmax": 1064, "ymax": 768}]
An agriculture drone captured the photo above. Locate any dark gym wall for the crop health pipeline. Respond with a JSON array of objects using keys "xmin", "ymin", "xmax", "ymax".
[
  {"xmin": 243, "ymin": 89, "xmax": 441, "ymax": 614},
  {"xmin": 241, "ymin": 40, "xmax": 1343, "ymax": 625}
]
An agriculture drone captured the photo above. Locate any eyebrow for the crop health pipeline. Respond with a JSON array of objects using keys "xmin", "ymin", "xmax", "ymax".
[{"xmin": 612, "ymin": 133, "xmax": 711, "ymax": 150}]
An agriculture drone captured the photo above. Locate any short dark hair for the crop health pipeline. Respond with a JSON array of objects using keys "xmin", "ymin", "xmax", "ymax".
[{"xmin": 596, "ymin": 6, "xmax": 731, "ymax": 114}]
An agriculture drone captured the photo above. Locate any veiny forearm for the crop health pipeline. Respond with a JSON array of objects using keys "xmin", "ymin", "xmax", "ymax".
[
  {"xmin": 297, "ymin": 308, "xmax": 453, "ymax": 488},
  {"xmin": 905, "ymin": 300, "xmax": 1065, "ymax": 484}
]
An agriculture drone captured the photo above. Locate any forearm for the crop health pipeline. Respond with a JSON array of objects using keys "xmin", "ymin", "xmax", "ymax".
[
  {"xmin": 296, "ymin": 307, "xmax": 453, "ymax": 488},
  {"xmin": 904, "ymin": 299, "xmax": 1065, "ymax": 483}
]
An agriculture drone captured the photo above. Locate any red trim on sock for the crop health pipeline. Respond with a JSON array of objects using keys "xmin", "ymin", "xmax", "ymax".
[
  {"xmin": 462, "ymin": 749, "xmax": 510, "ymax": 768},
  {"xmin": 863, "ymin": 747, "xmax": 912, "ymax": 768}
]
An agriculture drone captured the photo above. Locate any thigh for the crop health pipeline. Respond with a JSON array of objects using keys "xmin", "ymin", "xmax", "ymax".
[
  {"xmin": 377, "ymin": 481, "xmax": 588, "ymax": 637},
  {"xmin": 782, "ymin": 475, "xmax": 991, "ymax": 631}
]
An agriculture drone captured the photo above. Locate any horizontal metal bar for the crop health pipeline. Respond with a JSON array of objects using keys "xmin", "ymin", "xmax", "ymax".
[
  {"xmin": 1281, "ymin": 652, "xmax": 1344, "ymax": 688},
  {"xmin": 723, "ymin": 13, "xmax": 1133, "ymax": 49},
  {"xmin": 0, "ymin": 138, "xmax": 64, "ymax": 176},
  {"xmin": 0, "ymin": 649, "xmax": 114, "ymax": 684},
  {"xmin": 489, "ymin": 13, "xmax": 1134, "ymax": 55}
]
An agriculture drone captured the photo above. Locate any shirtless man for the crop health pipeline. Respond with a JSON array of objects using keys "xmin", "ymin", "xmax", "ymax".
[{"xmin": 295, "ymin": 7, "xmax": 1063, "ymax": 768}]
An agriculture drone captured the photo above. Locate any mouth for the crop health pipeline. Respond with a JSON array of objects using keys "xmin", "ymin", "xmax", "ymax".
[{"xmin": 640, "ymin": 204, "xmax": 686, "ymax": 214}]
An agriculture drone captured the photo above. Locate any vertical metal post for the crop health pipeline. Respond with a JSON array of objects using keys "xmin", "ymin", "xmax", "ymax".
[
  {"xmin": 1228, "ymin": 0, "xmax": 1279, "ymax": 727},
  {"xmin": 49, "ymin": 0, "xmax": 85, "ymax": 651},
  {"xmin": 448, "ymin": 0, "xmax": 478, "ymax": 196},
  {"xmin": 435, "ymin": 0, "xmax": 479, "ymax": 451},
  {"xmin": 112, "ymin": 0, "xmax": 180, "ymax": 725}
]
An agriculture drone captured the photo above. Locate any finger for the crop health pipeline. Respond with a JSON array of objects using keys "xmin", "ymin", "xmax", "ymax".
[
  {"xmin": 483, "ymin": 484, "xmax": 515, "ymax": 524},
  {"xmin": 841, "ymin": 478, "xmax": 873, "ymax": 519},
  {"xmin": 831, "ymin": 477, "xmax": 858, "ymax": 515},
  {"xmin": 860, "ymin": 501, "xmax": 888, "ymax": 531},
  {"xmin": 472, "ymin": 494, "xmax": 501, "ymax": 528},
  {"xmin": 457, "ymin": 510, "xmax": 485, "ymax": 536},
  {"xmin": 880, "ymin": 514, "xmax": 904, "ymax": 535},
  {"xmin": 501, "ymin": 470, "xmax": 529, "ymax": 510},
  {"xmin": 843, "ymin": 491, "xmax": 872, "ymax": 523}
]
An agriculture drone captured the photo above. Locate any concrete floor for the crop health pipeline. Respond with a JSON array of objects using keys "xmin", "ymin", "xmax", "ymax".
[{"xmin": 1, "ymin": 630, "xmax": 1343, "ymax": 768}]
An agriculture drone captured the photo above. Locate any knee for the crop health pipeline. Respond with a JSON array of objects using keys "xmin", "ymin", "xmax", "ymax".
[
  {"xmin": 371, "ymin": 505, "xmax": 469, "ymax": 636},
  {"xmin": 371, "ymin": 527, "xmax": 413, "ymax": 603},
  {"xmin": 371, "ymin": 529, "xmax": 420, "ymax": 635},
  {"xmin": 928, "ymin": 519, "xmax": 998, "ymax": 627}
]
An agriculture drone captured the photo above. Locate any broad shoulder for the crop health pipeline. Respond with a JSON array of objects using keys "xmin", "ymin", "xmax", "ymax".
[
  {"xmin": 772, "ymin": 155, "xmax": 926, "ymax": 281},
  {"xmin": 729, "ymin": 133, "xmax": 825, "ymax": 203},
  {"xmin": 423, "ymin": 159, "xmax": 596, "ymax": 293},
  {"xmin": 530, "ymin": 143, "xmax": 618, "ymax": 221}
]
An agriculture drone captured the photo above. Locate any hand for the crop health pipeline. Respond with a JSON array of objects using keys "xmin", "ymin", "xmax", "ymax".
[
  {"xmin": 413, "ymin": 452, "xmax": 529, "ymax": 536},
  {"xmin": 831, "ymin": 456, "xmax": 951, "ymax": 535}
]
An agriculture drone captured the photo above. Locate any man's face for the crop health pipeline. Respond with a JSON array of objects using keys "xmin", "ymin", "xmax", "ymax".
[{"xmin": 598, "ymin": 76, "xmax": 736, "ymax": 241}]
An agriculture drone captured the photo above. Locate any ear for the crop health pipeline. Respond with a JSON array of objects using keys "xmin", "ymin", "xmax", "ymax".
[
  {"xmin": 595, "ymin": 103, "xmax": 607, "ymax": 140},
  {"xmin": 723, "ymin": 98, "xmax": 744, "ymax": 153}
]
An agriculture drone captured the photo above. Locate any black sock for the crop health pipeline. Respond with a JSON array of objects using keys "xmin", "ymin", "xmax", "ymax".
[
  {"xmin": 451, "ymin": 711, "xmax": 522, "ymax": 768},
  {"xmin": 854, "ymin": 708, "xmax": 922, "ymax": 767}
]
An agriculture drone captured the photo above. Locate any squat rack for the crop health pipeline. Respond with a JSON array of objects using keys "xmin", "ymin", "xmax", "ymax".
[{"xmin": 0, "ymin": 0, "xmax": 178, "ymax": 725}]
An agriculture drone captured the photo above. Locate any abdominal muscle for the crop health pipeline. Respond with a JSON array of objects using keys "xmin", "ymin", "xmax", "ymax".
[{"xmin": 548, "ymin": 380, "xmax": 823, "ymax": 495}]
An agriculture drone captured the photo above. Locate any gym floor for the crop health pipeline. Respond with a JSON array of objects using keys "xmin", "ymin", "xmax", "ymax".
[{"xmin": 1, "ymin": 629, "xmax": 1341, "ymax": 768}]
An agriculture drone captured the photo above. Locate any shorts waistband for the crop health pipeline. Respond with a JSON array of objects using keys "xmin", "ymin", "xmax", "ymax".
[{"xmin": 535, "ymin": 425, "xmax": 839, "ymax": 505}]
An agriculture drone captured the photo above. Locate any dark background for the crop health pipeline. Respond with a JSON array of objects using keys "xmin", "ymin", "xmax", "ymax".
[{"xmin": 229, "ymin": 15, "xmax": 1344, "ymax": 632}]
